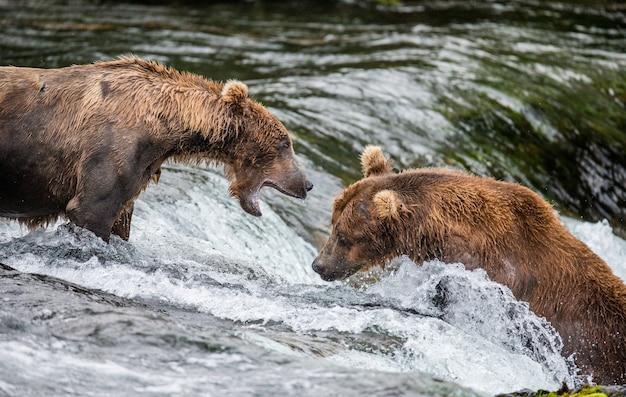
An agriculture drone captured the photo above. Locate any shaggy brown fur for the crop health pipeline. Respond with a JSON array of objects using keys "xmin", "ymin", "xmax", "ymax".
[
  {"xmin": 0, "ymin": 57, "xmax": 312, "ymax": 241},
  {"xmin": 313, "ymin": 145, "xmax": 626, "ymax": 385}
]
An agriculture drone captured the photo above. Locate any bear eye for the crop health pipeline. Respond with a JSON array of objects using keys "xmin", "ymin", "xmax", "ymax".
[{"xmin": 337, "ymin": 231, "xmax": 350, "ymax": 247}]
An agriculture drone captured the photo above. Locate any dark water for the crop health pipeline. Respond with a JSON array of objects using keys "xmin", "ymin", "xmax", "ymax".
[{"xmin": 1, "ymin": 1, "xmax": 625, "ymax": 396}]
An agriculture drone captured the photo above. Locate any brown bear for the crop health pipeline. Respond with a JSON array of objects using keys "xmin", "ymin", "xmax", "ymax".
[
  {"xmin": 0, "ymin": 57, "xmax": 312, "ymax": 242},
  {"xmin": 312, "ymin": 145, "xmax": 626, "ymax": 386}
]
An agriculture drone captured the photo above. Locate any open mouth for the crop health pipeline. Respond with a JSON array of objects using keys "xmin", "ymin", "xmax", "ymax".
[{"xmin": 239, "ymin": 179, "xmax": 307, "ymax": 217}]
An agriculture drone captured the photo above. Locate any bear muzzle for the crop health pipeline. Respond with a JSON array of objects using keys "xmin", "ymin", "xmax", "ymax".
[
  {"xmin": 238, "ymin": 174, "xmax": 313, "ymax": 217},
  {"xmin": 311, "ymin": 256, "xmax": 357, "ymax": 281},
  {"xmin": 312, "ymin": 257, "xmax": 334, "ymax": 281},
  {"xmin": 264, "ymin": 178, "xmax": 313, "ymax": 200}
]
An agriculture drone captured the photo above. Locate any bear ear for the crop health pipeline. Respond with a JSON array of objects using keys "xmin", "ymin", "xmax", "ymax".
[
  {"xmin": 221, "ymin": 80, "xmax": 249, "ymax": 105},
  {"xmin": 361, "ymin": 145, "xmax": 394, "ymax": 177},
  {"xmin": 372, "ymin": 190, "xmax": 406, "ymax": 221}
]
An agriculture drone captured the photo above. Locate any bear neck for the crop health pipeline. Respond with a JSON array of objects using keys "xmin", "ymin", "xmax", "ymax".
[{"xmin": 169, "ymin": 129, "xmax": 240, "ymax": 165}]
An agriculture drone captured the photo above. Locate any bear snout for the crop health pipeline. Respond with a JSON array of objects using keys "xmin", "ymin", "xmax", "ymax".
[
  {"xmin": 305, "ymin": 180, "xmax": 314, "ymax": 192},
  {"xmin": 312, "ymin": 257, "xmax": 333, "ymax": 281},
  {"xmin": 312, "ymin": 257, "xmax": 324, "ymax": 275},
  {"xmin": 312, "ymin": 257, "xmax": 349, "ymax": 281}
]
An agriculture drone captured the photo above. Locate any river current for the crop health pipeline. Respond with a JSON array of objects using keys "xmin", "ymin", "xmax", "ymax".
[{"xmin": 0, "ymin": 1, "xmax": 625, "ymax": 396}]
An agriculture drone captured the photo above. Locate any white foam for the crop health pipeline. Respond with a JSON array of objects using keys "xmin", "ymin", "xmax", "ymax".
[{"xmin": 129, "ymin": 164, "xmax": 320, "ymax": 285}]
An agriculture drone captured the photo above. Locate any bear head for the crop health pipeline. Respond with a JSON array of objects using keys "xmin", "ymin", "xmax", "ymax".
[
  {"xmin": 216, "ymin": 81, "xmax": 313, "ymax": 216},
  {"xmin": 311, "ymin": 145, "xmax": 523, "ymax": 281},
  {"xmin": 312, "ymin": 145, "xmax": 412, "ymax": 281}
]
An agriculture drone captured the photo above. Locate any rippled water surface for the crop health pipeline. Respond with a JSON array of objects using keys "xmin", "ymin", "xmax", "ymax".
[{"xmin": 1, "ymin": 1, "xmax": 625, "ymax": 396}]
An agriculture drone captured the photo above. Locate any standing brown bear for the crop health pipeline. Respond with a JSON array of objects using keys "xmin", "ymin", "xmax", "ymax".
[
  {"xmin": 0, "ymin": 57, "xmax": 312, "ymax": 242},
  {"xmin": 312, "ymin": 145, "xmax": 626, "ymax": 386}
]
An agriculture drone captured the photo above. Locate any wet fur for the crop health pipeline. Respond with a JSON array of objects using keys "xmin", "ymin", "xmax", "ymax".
[
  {"xmin": 314, "ymin": 146, "xmax": 626, "ymax": 385},
  {"xmin": 0, "ymin": 57, "xmax": 309, "ymax": 241}
]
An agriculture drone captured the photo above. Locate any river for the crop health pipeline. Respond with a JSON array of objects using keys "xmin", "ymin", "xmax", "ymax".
[{"xmin": 0, "ymin": 1, "xmax": 625, "ymax": 396}]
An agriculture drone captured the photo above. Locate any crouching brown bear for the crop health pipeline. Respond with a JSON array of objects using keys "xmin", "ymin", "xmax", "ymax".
[
  {"xmin": 0, "ymin": 57, "xmax": 312, "ymax": 242},
  {"xmin": 312, "ymin": 145, "xmax": 626, "ymax": 385}
]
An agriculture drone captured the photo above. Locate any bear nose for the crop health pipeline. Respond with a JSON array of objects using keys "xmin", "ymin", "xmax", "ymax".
[
  {"xmin": 305, "ymin": 180, "xmax": 314, "ymax": 192},
  {"xmin": 312, "ymin": 258, "xmax": 323, "ymax": 275}
]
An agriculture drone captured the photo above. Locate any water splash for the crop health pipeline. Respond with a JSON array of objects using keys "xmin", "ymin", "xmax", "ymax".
[{"xmin": 365, "ymin": 259, "xmax": 578, "ymax": 391}]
